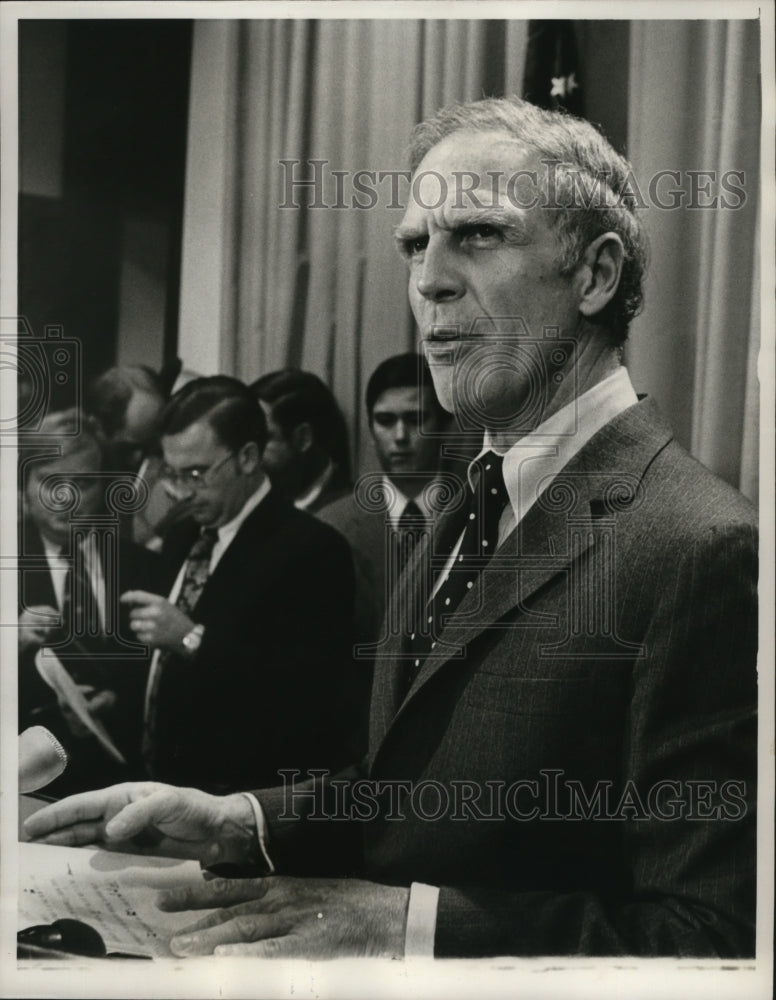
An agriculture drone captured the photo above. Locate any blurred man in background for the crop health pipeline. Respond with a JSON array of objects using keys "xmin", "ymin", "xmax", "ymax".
[
  {"xmin": 86, "ymin": 364, "xmax": 195, "ymax": 550},
  {"xmin": 18, "ymin": 409, "xmax": 162, "ymax": 794},
  {"xmin": 252, "ymin": 370, "xmax": 351, "ymax": 513}
]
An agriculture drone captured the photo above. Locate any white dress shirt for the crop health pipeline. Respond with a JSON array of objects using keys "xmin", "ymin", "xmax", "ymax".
[
  {"xmin": 383, "ymin": 474, "xmax": 441, "ymax": 529},
  {"xmin": 41, "ymin": 532, "xmax": 107, "ymax": 629},
  {"xmin": 432, "ymin": 366, "xmax": 639, "ymax": 599}
]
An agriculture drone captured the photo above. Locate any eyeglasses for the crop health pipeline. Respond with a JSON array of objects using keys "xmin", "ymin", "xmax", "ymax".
[{"xmin": 160, "ymin": 451, "xmax": 235, "ymax": 490}]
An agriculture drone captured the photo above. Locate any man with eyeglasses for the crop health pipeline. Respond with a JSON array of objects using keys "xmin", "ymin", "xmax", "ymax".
[{"xmin": 120, "ymin": 376, "xmax": 359, "ymax": 794}]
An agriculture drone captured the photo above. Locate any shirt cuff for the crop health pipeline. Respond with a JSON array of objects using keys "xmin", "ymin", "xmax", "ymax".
[
  {"xmin": 242, "ymin": 792, "xmax": 275, "ymax": 874},
  {"xmin": 404, "ymin": 882, "xmax": 439, "ymax": 957}
]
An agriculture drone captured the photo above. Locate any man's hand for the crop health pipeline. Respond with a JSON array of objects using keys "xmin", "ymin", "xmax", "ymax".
[
  {"xmin": 19, "ymin": 605, "xmax": 60, "ymax": 652},
  {"xmin": 159, "ymin": 876, "xmax": 409, "ymax": 958},
  {"xmin": 23, "ymin": 782, "xmax": 258, "ymax": 865},
  {"xmin": 121, "ymin": 591, "xmax": 194, "ymax": 651}
]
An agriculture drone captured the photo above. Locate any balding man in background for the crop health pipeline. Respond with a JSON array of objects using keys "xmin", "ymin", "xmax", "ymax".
[{"xmin": 86, "ymin": 364, "xmax": 195, "ymax": 549}]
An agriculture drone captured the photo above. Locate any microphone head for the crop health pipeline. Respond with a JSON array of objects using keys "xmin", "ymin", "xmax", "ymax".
[{"xmin": 18, "ymin": 726, "xmax": 68, "ymax": 793}]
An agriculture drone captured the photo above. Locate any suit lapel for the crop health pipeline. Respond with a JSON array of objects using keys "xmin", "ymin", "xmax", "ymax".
[
  {"xmin": 19, "ymin": 521, "xmax": 59, "ymax": 610},
  {"xmin": 368, "ymin": 483, "xmax": 469, "ymax": 756},
  {"xmin": 187, "ymin": 490, "xmax": 287, "ymax": 619},
  {"xmin": 370, "ymin": 397, "xmax": 674, "ymax": 763}
]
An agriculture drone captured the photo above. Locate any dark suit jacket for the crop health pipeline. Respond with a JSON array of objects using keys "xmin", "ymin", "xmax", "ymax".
[
  {"xmin": 316, "ymin": 490, "xmax": 390, "ymax": 649},
  {"xmin": 318, "ymin": 477, "xmax": 454, "ymax": 651},
  {"xmin": 18, "ymin": 520, "xmax": 162, "ymax": 793},
  {"xmin": 150, "ymin": 488, "xmax": 358, "ymax": 793},
  {"xmin": 258, "ymin": 398, "xmax": 758, "ymax": 958}
]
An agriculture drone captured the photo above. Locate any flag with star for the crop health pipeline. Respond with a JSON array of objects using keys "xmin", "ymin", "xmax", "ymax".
[{"xmin": 522, "ymin": 20, "xmax": 583, "ymax": 115}]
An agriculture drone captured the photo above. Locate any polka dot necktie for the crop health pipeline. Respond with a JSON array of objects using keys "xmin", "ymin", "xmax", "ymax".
[
  {"xmin": 403, "ymin": 452, "xmax": 509, "ymax": 694},
  {"xmin": 142, "ymin": 527, "xmax": 218, "ymax": 773}
]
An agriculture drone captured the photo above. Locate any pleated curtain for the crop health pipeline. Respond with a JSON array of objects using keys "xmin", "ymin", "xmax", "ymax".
[
  {"xmin": 626, "ymin": 19, "xmax": 760, "ymax": 501},
  {"xmin": 180, "ymin": 18, "xmax": 760, "ymax": 499},
  {"xmin": 185, "ymin": 19, "xmax": 527, "ymax": 474}
]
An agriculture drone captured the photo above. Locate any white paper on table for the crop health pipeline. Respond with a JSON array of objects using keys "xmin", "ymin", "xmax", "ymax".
[
  {"xmin": 34, "ymin": 646, "xmax": 126, "ymax": 764},
  {"xmin": 18, "ymin": 841, "xmax": 217, "ymax": 958}
]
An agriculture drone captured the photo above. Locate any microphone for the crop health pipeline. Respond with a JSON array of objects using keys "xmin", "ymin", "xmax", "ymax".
[
  {"xmin": 19, "ymin": 726, "xmax": 68, "ymax": 793},
  {"xmin": 18, "ymin": 918, "xmax": 106, "ymax": 958}
]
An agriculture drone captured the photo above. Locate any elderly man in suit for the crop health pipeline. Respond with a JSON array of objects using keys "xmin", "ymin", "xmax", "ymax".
[
  {"xmin": 118, "ymin": 375, "xmax": 359, "ymax": 793},
  {"xmin": 27, "ymin": 97, "xmax": 758, "ymax": 959}
]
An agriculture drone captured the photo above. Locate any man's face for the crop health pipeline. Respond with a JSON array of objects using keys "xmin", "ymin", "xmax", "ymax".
[
  {"xmin": 108, "ymin": 390, "xmax": 164, "ymax": 471},
  {"xmin": 161, "ymin": 420, "xmax": 244, "ymax": 528},
  {"xmin": 370, "ymin": 386, "xmax": 443, "ymax": 478},
  {"xmin": 258, "ymin": 402, "xmax": 299, "ymax": 493},
  {"xmin": 396, "ymin": 130, "xmax": 584, "ymax": 431},
  {"xmin": 24, "ymin": 443, "xmax": 103, "ymax": 546}
]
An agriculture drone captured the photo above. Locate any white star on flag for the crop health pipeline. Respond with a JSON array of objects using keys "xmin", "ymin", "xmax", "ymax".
[
  {"xmin": 550, "ymin": 76, "xmax": 566, "ymax": 97},
  {"xmin": 550, "ymin": 73, "xmax": 579, "ymax": 99}
]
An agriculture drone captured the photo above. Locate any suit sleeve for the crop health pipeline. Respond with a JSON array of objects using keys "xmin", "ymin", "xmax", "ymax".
[
  {"xmin": 252, "ymin": 762, "xmax": 368, "ymax": 877},
  {"xmin": 433, "ymin": 522, "xmax": 758, "ymax": 957}
]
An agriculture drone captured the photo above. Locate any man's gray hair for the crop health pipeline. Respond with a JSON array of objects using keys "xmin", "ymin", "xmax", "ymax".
[{"xmin": 409, "ymin": 97, "xmax": 649, "ymax": 342}]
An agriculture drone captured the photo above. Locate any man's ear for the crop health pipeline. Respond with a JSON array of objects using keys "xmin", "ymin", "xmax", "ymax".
[
  {"xmin": 576, "ymin": 232, "xmax": 624, "ymax": 319},
  {"xmin": 236, "ymin": 440, "xmax": 261, "ymax": 474},
  {"xmin": 290, "ymin": 422, "xmax": 314, "ymax": 454}
]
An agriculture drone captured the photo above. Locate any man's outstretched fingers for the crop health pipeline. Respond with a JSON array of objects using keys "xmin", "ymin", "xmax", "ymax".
[
  {"xmin": 104, "ymin": 789, "xmax": 182, "ymax": 840},
  {"xmin": 158, "ymin": 877, "xmax": 269, "ymax": 912},
  {"xmin": 169, "ymin": 912, "xmax": 285, "ymax": 956},
  {"xmin": 215, "ymin": 936, "xmax": 291, "ymax": 958},
  {"xmin": 25, "ymin": 820, "xmax": 105, "ymax": 848},
  {"xmin": 24, "ymin": 790, "xmax": 108, "ymax": 839}
]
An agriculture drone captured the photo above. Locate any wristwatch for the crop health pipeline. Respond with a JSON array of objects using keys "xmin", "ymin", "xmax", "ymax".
[{"xmin": 181, "ymin": 624, "xmax": 205, "ymax": 656}]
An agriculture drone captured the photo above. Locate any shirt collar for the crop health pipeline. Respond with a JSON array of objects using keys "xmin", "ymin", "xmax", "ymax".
[
  {"xmin": 215, "ymin": 477, "xmax": 271, "ymax": 547},
  {"xmin": 295, "ymin": 461, "xmax": 335, "ymax": 510},
  {"xmin": 41, "ymin": 535, "xmax": 65, "ymax": 561},
  {"xmin": 383, "ymin": 474, "xmax": 441, "ymax": 526},
  {"xmin": 469, "ymin": 366, "xmax": 639, "ymax": 526}
]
